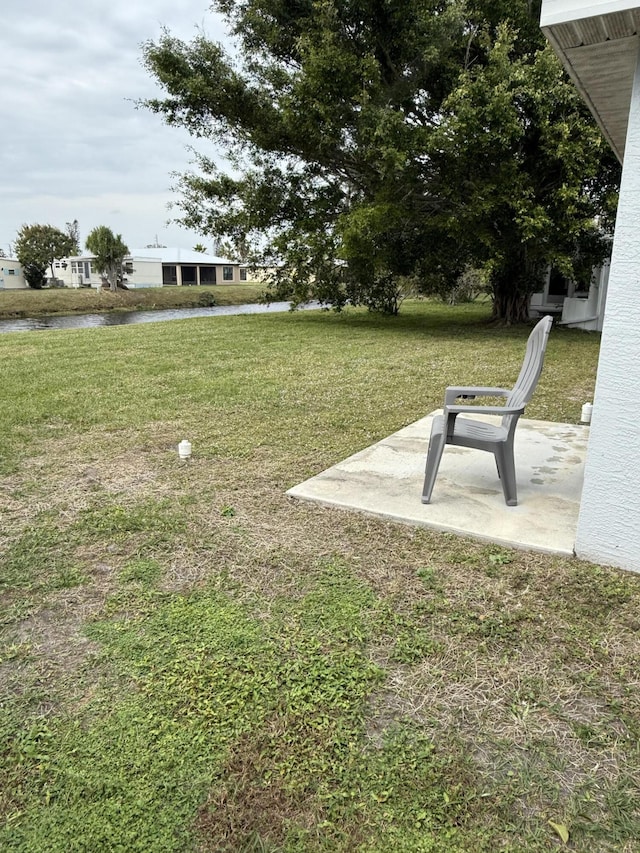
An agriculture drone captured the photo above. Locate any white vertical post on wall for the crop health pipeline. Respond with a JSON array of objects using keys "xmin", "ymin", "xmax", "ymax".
[{"xmin": 575, "ymin": 44, "xmax": 640, "ymax": 572}]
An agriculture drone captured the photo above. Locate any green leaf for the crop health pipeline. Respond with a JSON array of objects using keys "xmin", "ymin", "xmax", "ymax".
[{"xmin": 548, "ymin": 820, "xmax": 569, "ymax": 844}]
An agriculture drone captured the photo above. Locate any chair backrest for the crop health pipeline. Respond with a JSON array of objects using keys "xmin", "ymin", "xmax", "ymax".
[{"xmin": 503, "ymin": 315, "xmax": 553, "ymax": 429}]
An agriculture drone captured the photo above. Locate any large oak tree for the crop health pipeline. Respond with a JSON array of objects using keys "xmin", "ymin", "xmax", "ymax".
[
  {"xmin": 142, "ymin": 0, "xmax": 619, "ymax": 322},
  {"xmin": 14, "ymin": 223, "xmax": 77, "ymax": 289}
]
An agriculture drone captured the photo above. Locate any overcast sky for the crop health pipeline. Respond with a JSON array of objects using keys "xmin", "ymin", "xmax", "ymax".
[{"xmin": 1, "ymin": 1, "xmax": 231, "ymax": 255}]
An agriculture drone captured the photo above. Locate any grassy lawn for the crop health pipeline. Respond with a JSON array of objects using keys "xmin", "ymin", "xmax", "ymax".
[
  {"xmin": 0, "ymin": 284, "xmax": 264, "ymax": 320},
  {"xmin": 1, "ymin": 301, "xmax": 638, "ymax": 852}
]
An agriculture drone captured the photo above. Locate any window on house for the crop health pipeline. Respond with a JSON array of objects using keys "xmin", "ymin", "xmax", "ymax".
[
  {"xmin": 200, "ymin": 266, "xmax": 216, "ymax": 284},
  {"xmin": 548, "ymin": 269, "xmax": 569, "ymax": 297},
  {"xmin": 7, "ymin": 269, "xmax": 15, "ymax": 275},
  {"xmin": 223, "ymin": 266, "xmax": 233, "ymax": 281},
  {"xmin": 163, "ymin": 265, "xmax": 178, "ymax": 285},
  {"xmin": 239, "ymin": 268, "xmax": 247, "ymax": 281},
  {"xmin": 182, "ymin": 266, "xmax": 197, "ymax": 286}
]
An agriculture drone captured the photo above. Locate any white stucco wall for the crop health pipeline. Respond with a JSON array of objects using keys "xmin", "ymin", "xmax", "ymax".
[
  {"xmin": 575, "ymin": 47, "xmax": 640, "ymax": 572},
  {"xmin": 126, "ymin": 258, "xmax": 163, "ymax": 288},
  {"xmin": 0, "ymin": 259, "xmax": 27, "ymax": 289}
]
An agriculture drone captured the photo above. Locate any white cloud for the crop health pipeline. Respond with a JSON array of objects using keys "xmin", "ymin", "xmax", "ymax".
[{"xmin": 0, "ymin": 0, "xmax": 230, "ymax": 253}]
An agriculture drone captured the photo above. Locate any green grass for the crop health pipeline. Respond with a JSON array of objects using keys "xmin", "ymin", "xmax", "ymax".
[
  {"xmin": 0, "ymin": 283, "xmax": 264, "ymax": 319},
  {"xmin": 1, "ymin": 300, "xmax": 639, "ymax": 851}
]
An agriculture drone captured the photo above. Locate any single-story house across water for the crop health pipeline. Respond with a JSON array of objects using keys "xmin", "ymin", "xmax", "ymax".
[{"xmin": 52, "ymin": 248, "xmax": 245, "ymax": 288}]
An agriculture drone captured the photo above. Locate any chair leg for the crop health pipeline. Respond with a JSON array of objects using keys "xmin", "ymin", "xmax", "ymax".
[
  {"xmin": 495, "ymin": 445, "xmax": 517, "ymax": 506},
  {"xmin": 421, "ymin": 431, "xmax": 446, "ymax": 504}
]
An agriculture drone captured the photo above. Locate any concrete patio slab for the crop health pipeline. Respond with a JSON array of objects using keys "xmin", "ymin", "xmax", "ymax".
[{"xmin": 288, "ymin": 413, "xmax": 590, "ymax": 555}]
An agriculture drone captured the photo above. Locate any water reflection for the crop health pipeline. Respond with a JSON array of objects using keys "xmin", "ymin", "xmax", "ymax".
[{"xmin": 0, "ymin": 301, "xmax": 314, "ymax": 334}]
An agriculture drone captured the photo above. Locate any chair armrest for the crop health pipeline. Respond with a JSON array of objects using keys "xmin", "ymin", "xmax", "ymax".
[
  {"xmin": 444, "ymin": 386, "xmax": 511, "ymax": 404},
  {"xmin": 445, "ymin": 404, "xmax": 525, "ymax": 416}
]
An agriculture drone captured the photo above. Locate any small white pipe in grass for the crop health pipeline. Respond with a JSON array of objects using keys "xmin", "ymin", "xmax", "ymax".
[
  {"xmin": 580, "ymin": 403, "xmax": 593, "ymax": 424},
  {"xmin": 178, "ymin": 439, "xmax": 192, "ymax": 460}
]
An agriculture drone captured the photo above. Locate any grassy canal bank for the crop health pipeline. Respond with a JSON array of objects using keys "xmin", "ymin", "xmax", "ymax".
[{"xmin": 0, "ymin": 283, "xmax": 265, "ymax": 320}]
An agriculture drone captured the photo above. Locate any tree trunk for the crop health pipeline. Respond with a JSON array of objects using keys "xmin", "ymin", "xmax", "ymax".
[
  {"xmin": 491, "ymin": 282, "xmax": 531, "ymax": 324},
  {"xmin": 490, "ymin": 245, "xmax": 545, "ymax": 324}
]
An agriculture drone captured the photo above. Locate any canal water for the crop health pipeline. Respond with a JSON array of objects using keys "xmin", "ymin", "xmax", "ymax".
[{"xmin": 0, "ymin": 301, "xmax": 314, "ymax": 334}]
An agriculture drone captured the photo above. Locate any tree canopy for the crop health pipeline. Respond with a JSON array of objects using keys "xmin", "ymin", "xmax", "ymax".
[
  {"xmin": 14, "ymin": 223, "xmax": 77, "ymax": 288},
  {"xmin": 142, "ymin": 0, "xmax": 620, "ymax": 322},
  {"xmin": 86, "ymin": 226, "xmax": 129, "ymax": 292}
]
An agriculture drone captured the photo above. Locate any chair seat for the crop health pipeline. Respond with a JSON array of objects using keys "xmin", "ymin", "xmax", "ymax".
[{"xmin": 431, "ymin": 414, "xmax": 508, "ymax": 445}]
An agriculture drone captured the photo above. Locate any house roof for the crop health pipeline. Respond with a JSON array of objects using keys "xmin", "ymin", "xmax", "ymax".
[
  {"xmin": 541, "ymin": 0, "xmax": 640, "ymax": 162},
  {"xmin": 129, "ymin": 248, "xmax": 237, "ymax": 265}
]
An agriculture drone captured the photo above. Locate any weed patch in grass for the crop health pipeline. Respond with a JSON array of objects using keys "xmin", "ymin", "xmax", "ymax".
[
  {"xmin": 118, "ymin": 557, "xmax": 163, "ymax": 586},
  {"xmin": 1, "ymin": 524, "xmax": 85, "ymax": 593},
  {"xmin": 74, "ymin": 498, "xmax": 184, "ymax": 541},
  {"xmin": 1, "ymin": 570, "xmax": 385, "ymax": 851}
]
